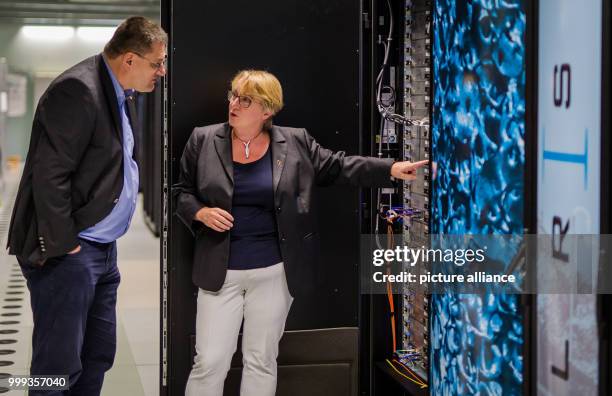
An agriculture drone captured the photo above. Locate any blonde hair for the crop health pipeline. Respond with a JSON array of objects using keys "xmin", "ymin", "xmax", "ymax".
[{"xmin": 231, "ymin": 70, "xmax": 284, "ymax": 129}]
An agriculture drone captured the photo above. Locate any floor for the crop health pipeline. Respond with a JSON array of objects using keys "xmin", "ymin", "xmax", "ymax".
[{"xmin": 0, "ymin": 167, "xmax": 160, "ymax": 396}]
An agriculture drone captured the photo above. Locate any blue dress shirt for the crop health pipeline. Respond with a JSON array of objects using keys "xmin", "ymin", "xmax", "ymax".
[{"xmin": 79, "ymin": 57, "xmax": 139, "ymax": 243}]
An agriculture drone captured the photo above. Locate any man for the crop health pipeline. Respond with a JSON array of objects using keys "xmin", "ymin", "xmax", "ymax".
[{"xmin": 6, "ymin": 16, "xmax": 167, "ymax": 395}]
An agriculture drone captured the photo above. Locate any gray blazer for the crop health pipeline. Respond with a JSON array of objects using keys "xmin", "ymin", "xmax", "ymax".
[
  {"xmin": 174, "ymin": 122, "xmax": 394, "ymax": 294},
  {"xmin": 8, "ymin": 54, "xmax": 138, "ymax": 265}
]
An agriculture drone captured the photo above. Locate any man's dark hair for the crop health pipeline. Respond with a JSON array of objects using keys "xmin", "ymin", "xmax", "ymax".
[{"xmin": 104, "ymin": 16, "xmax": 167, "ymax": 58}]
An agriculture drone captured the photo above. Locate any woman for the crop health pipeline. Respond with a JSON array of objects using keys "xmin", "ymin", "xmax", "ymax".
[{"xmin": 175, "ymin": 70, "xmax": 427, "ymax": 395}]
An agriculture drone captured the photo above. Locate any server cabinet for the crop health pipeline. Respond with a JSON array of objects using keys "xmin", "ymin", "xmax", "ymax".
[
  {"xmin": 359, "ymin": 1, "xmax": 611, "ymax": 395},
  {"xmin": 159, "ymin": 1, "xmax": 612, "ymax": 395},
  {"xmin": 363, "ymin": 0, "xmax": 537, "ymax": 394},
  {"xmin": 140, "ymin": 86, "xmax": 163, "ymax": 236},
  {"xmin": 162, "ymin": 1, "xmax": 366, "ymax": 395},
  {"xmin": 362, "ymin": 0, "xmax": 535, "ymax": 394},
  {"xmin": 361, "ymin": 0, "xmax": 433, "ymax": 394}
]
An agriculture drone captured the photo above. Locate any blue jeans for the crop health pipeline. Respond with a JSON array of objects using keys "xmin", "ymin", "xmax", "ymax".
[{"xmin": 18, "ymin": 238, "xmax": 120, "ymax": 396}]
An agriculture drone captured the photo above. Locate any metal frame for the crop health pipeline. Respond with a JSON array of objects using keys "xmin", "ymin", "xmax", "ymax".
[
  {"xmin": 598, "ymin": 0, "xmax": 611, "ymax": 394},
  {"xmin": 429, "ymin": 0, "xmax": 531, "ymax": 394},
  {"xmin": 160, "ymin": 0, "xmax": 171, "ymax": 393},
  {"xmin": 524, "ymin": 0, "xmax": 538, "ymax": 394}
]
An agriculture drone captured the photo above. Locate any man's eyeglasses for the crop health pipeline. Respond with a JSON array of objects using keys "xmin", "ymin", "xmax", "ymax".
[
  {"xmin": 133, "ymin": 52, "xmax": 167, "ymax": 71},
  {"xmin": 227, "ymin": 90, "xmax": 253, "ymax": 108}
]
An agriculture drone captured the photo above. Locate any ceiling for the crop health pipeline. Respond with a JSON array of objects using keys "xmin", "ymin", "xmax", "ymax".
[{"xmin": 0, "ymin": 0, "xmax": 160, "ymax": 26}]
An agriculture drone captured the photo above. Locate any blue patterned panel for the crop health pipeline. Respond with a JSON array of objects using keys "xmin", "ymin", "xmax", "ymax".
[{"xmin": 430, "ymin": 0, "xmax": 526, "ymax": 395}]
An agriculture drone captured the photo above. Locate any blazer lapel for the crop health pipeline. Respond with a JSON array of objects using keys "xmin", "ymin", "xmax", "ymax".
[
  {"xmin": 97, "ymin": 54, "xmax": 123, "ymax": 144},
  {"xmin": 270, "ymin": 126, "xmax": 287, "ymax": 193},
  {"xmin": 125, "ymin": 92, "xmax": 140, "ymax": 162},
  {"xmin": 214, "ymin": 123, "xmax": 234, "ymax": 185},
  {"xmin": 125, "ymin": 92, "xmax": 139, "ymax": 134}
]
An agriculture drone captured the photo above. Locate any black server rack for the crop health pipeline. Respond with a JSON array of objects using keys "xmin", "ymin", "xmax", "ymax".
[
  {"xmin": 159, "ymin": 1, "xmax": 610, "ymax": 395},
  {"xmin": 140, "ymin": 86, "xmax": 163, "ymax": 236},
  {"xmin": 361, "ymin": 0, "xmax": 432, "ymax": 394},
  {"xmin": 162, "ymin": 1, "xmax": 369, "ymax": 395},
  {"xmin": 364, "ymin": 0, "xmax": 537, "ymax": 395}
]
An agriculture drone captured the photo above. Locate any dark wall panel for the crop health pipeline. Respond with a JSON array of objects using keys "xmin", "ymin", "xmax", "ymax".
[{"xmin": 164, "ymin": 1, "xmax": 363, "ymax": 394}]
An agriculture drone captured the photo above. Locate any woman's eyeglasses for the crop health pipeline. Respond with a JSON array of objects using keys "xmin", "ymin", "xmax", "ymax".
[{"xmin": 227, "ymin": 90, "xmax": 253, "ymax": 109}]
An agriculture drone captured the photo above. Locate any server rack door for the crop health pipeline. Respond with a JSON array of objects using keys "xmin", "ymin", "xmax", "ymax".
[
  {"xmin": 163, "ymin": 1, "xmax": 364, "ymax": 395},
  {"xmin": 430, "ymin": 1, "xmax": 528, "ymax": 395}
]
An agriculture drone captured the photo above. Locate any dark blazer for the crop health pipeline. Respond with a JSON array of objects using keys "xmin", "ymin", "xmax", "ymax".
[
  {"xmin": 174, "ymin": 122, "xmax": 394, "ymax": 295},
  {"xmin": 7, "ymin": 54, "xmax": 139, "ymax": 264}
]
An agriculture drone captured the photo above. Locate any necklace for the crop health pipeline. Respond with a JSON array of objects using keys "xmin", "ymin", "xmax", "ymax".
[{"xmin": 232, "ymin": 129, "xmax": 263, "ymax": 159}]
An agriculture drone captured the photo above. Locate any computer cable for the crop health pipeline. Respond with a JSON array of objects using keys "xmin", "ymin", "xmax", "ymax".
[
  {"xmin": 376, "ymin": 0, "xmax": 430, "ymax": 127},
  {"xmin": 385, "ymin": 359, "xmax": 428, "ymax": 388},
  {"xmin": 392, "ymin": 357, "xmax": 426, "ymax": 383}
]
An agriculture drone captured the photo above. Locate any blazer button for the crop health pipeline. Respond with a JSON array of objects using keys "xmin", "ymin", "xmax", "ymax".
[
  {"xmin": 113, "ymin": 198, "xmax": 119, "ymax": 204},
  {"xmin": 281, "ymin": 237, "xmax": 287, "ymax": 243},
  {"xmin": 276, "ymin": 207, "xmax": 282, "ymax": 213}
]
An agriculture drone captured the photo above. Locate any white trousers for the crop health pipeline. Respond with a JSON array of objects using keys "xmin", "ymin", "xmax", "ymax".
[{"xmin": 185, "ymin": 262, "xmax": 293, "ymax": 396}]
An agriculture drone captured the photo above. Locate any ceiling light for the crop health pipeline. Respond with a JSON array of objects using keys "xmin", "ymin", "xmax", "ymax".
[
  {"xmin": 21, "ymin": 26, "xmax": 75, "ymax": 41},
  {"xmin": 76, "ymin": 27, "xmax": 116, "ymax": 42}
]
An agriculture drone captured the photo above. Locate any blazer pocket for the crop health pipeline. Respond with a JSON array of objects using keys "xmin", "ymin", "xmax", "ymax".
[{"xmin": 303, "ymin": 232, "xmax": 317, "ymax": 240}]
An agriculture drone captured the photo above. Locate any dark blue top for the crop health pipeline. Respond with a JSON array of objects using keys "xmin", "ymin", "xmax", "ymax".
[{"xmin": 228, "ymin": 146, "xmax": 282, "ymax": 270}]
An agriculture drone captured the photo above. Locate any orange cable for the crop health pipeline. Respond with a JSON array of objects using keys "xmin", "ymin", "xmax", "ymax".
[{"xmin": 385, "ymin": 221, "xmax": 397, "ymax": 352}]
